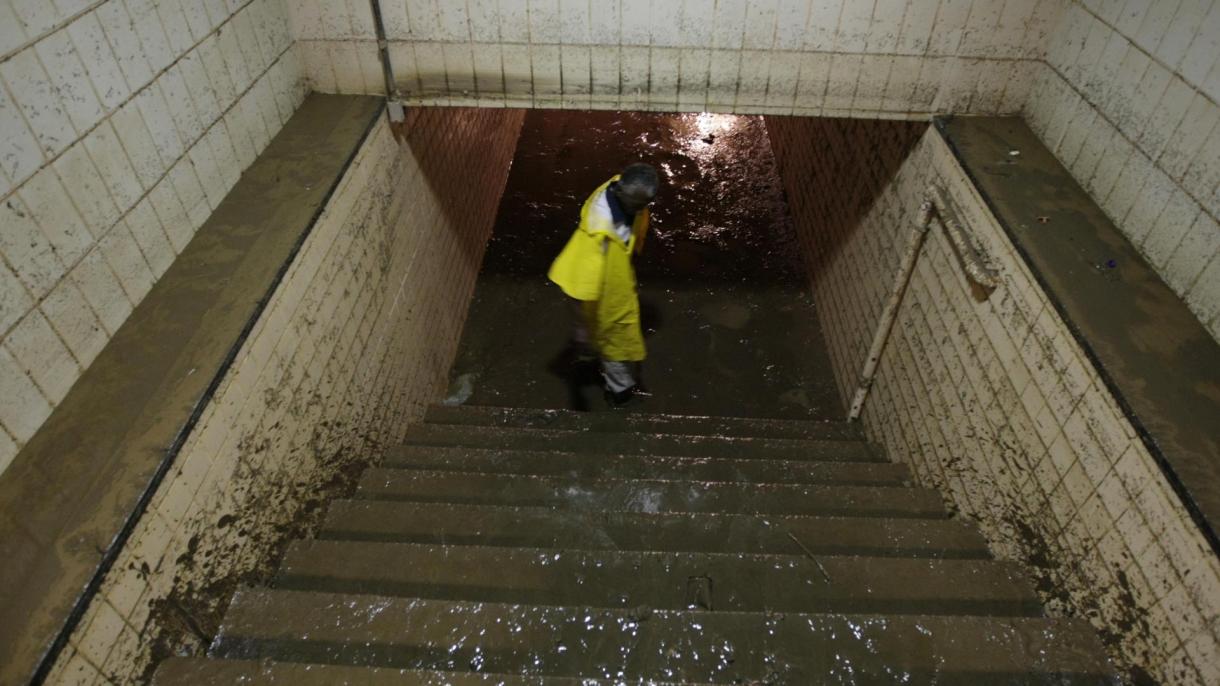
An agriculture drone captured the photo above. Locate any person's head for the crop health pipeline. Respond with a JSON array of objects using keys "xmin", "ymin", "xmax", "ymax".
[{"xmin": 613, "ymin": 163, "xmax": 659, "ymax": 214}]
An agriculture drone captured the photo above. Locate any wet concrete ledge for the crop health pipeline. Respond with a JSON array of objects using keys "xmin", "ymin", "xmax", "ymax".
[
  {"xmin": 938, "ymin": 116, "xmax": 1220, "ymax": 556},
  {"xmin": 0, "ymin": 94, "xmax": 384, "ymax": 684}
]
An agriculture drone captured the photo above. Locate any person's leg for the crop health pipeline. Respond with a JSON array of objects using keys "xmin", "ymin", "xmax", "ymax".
[{"xmin": 601, "ymin": 360, "xmax": 636, "ymax": 405}]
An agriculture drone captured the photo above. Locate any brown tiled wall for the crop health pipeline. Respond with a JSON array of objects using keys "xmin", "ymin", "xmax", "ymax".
[
  {"xmin": 767, "ymin": 118, "xmax": 1220, "ymax": 685},
  {"xmin": 45, "ymin": 107, "xmax": 525, "ymax": 684}
]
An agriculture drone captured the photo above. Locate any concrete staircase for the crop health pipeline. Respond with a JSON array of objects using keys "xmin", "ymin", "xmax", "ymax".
[{"xmin": 152, "ymin": 405, "xmax": 1118, "ymax": 684}]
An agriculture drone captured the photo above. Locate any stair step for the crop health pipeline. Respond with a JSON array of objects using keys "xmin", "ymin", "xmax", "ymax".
[
  {"xmin": 276, "ymin": 541, "xmax": 1043, "ymax": 616},
  {"xmin": 383, "ymin": 445, "xmax": 909, "ymax": 486},
  {"xmin": 320, "ymin": 501, "xmax": 989, "ymax": 558},
  {"xmin": 425, "ymin": 404, "xmax": 862, "ymax": 441},
  {"xmin": 152, "ymin": 658, "xmax": 666, "ymax": 685},
  {"xmin": 355, "ymin": 469, "xmax": 947, "ymax": 518},
  {"xmin": 211, "ymin": 591, "xmax": 1118, "ymax": 683},
  {"xmin": 403, "ymin": 423, "xmax": 880, "ymax": 462}
]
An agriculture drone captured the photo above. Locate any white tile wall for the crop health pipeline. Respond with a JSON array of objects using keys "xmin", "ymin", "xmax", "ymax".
[
  {"xmin": 287, "ymin": 0, "xmax": 1049, "ymax": 114},
  {"xmin": 767, "ymin": 117, "xmax": 1220, "ymax": 685},
  {"xmin": 0, "ymin": 0, "xmax": 306, "ymax": 475},
  {"xmin": 44, "ymin": 108, "xmax": 525, "ymax": 685},
  {"xmin": 1025, "ymin": 0, "xmax": 1220, "ymax": 342}
]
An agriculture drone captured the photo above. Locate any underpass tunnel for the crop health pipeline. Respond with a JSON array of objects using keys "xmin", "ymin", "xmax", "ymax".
[{"xmin": 449, "ymin": 109, "xmax": 873, "ymax": 419}]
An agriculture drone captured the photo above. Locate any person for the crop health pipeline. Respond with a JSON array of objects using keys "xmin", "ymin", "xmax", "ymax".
[{"xmin": 548, "ymin": 163, "xmax": 659, "ymax": 406}]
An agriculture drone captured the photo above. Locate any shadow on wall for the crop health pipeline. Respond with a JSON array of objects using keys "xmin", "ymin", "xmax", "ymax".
[
  {"xmin": 396, "ymin": 108, "xmax": 528, "ymax": 275},
  {"xmin": 767, "ymin": 117, "xmax": 928, "ymax": 285}
]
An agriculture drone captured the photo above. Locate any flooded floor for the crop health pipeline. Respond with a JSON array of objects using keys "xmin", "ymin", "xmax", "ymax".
[{"xmin": 450, "ymin": 110, "xmax": 842, "ymax": 420}]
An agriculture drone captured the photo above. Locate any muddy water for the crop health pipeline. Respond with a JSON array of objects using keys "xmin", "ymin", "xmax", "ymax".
[{"xmin": 451, "ymin": 110, "xmax": 841, "ymax": 419}]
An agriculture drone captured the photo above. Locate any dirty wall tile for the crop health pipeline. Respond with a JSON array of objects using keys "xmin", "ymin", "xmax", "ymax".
[
  {"xmin": 97, "ymin": 220, "xmax": 155, "ymax": 307},
  {"xmin": 128, "ymin": 0, "xmax": 176, "ymax": 74},
  {"xmin": 1156, "ymin": 90, "xmax": 1215, "ymax": 179},
  {"xmin": 796, "ymin": 0, "xmax": 836, "ymax": 52},
  {"xmin": 356, "ymin": 42, "xmax": 385, "ymax": 96},
  {"xmin": 0, "ymin": 248, "xmax": 34, "ymax": 336},
  {"xmin": 958, "ymin": 0, "xmax": 1005, "ymax": 58},
  {"xmin": 1185, "ymin": 254, "xmax": 1220, "ymax": 327},
  {"xmin": 864, "ymin": 0, "xmax": 904, "ymax": 54},
  {"xmin": 219, "ymin": 24, "xmax": 253, "ymax": 94},
  {"xmin": 739, "ymin": 0, "xmax": 777, "ymax": 51},
  {"xmin": 442, "ymin": 42, "xmax": 476, "ymax": 94},
  {"xmin": 1154, "ymin": 0, "xmax": 1209, "ymax": 70},
  {"xmin": 178, "ymin": 50, "xmax": 222, "ymax": 128},
  {"xmin": 178, "ymin": 0, "xmax": 213, "ymax": 41},
  {"xmin": 329, "ymin": 41, "xmax": 367, "ymax": 94},
  {"xmin": 209, "ymin": 120, "xmax": 240, "ymax": 193},
  {"xmin": 851, "ymin": 55, "xmax": 889, "ymax": 114},
  {"xmin": 245, "ymin": 1, "xmax": 279, "ymax": 67},
  {"xmin": 158, "ymin": 65, "xmax": 206, "ymax": 147},
  {"xmin": 96, "ymin": 0, "xmax": 154, "ymax": 93},
  {"xmin": 410, "ymin": 41, "xmax": 446, "ymax": 101},
  {"xmin": 53, "ymin": 141, "xmax": 120, "ymax": 239},
  {"xmin": 1142, "ymin": 188, "xmax": 1199, "ymax": 269},
  {"xmin": 40, "ymin": 276, "xmax": 107, "ymax": 370},
  {"xmin": 34, "ymin": 27, "xmax": 104, "ymax": 136},
  {"xmin": 9, "ymin": 0, "xmax": 62, "ymax": 40},
  {"xmin": 0, "ymin": 193, "xmax": 63, "ymax": 301},
  {"xmin": 1180, "ymin": 123, "xmax": 1220, "ymax": 213},
  {"xmin": 909, "ymin": 56, "xmax": 945, "ymax": 111},
  {"xmin": 19, "ymin": 165, "xmax": 94, "ymax": 267},
  {"xmin": 70, "ymin": 248, "xmax": 131, "ymax": 334},
  {"xmin": 528, "ymin": 0, "xmax": 561, "ymax": 44},
  {"xmin": 560, "ymin": 44, "xmax": 591, "ymax": 98},
  {"xmin": 589, "ymin": 45, "xmax": 619, "ymax": 98},
  {"xmin": 793, "ymin": 51, "xmax": 830, "ymax": 112},
  {"xmin": 708, "ymin": 0, "xmax": 745, "ymax": 50},
  {"xmin": 0, "ymin": 2, "xmax": 29, "ymax": 57},
  {"xmin": 110, "ymin": 99, "xmax": 164, "ymax": 190},
  {"xmin": 1178, "ymin": 1, "xmax": 1220, "ymax": 88},
  {"xmin": 648, "ymin": 48, "xmax": 680, "ymax": 108},
  {"xmin": 156, "ymin": 0, "xmax": 195, "ymax": 56},
  {"xmin": 675, "ymin": 48, "xmax": 709, "ymax": 110},
  {"xmin": 1, "ymin": 48, "xmax": 75, "ymax": 157},
  {"xmin": 464, "ymin": 0, "xmax": 500, "ymax": 42},
  {"xmin": 136, "ymin": 83, "xmax": 186, "ymax": 170},
  {"xmin": 148, "ymin": 176, "xmax": 192, "ymax": 253},
  {"xmin": 199, "ymin": 34, "xmax": 238, "ymax": 109},
  {"xmin": 925, "ymin": 0, "xmax": 970, "ymax": 57},
  {"xmin": 1070, "ymin": 121, "xmax": 1116, "ymax": 190},
  {"xmin": 735, "ymin": 49, "xmax": 770, "ymax": 111},
  {"xmin": 234, "ymin": 9, "xmax": 269, "ymax": 77},
  {"xmin": 706, "ymin": 49, "xmax": 741, "ymax": 109},
  {"xmin": 1163, "ymin": 211, "xmax": 1218, "ymax": 296},
  {"xmin": 823, "ymin": 53, "xmax": 860, "ymax": 112},
  {"xmin": 0, "ymin": 81, "xmax": 43, "ymax": 186}
]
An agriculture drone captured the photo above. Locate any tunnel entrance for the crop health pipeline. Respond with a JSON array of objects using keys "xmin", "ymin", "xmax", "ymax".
[{"xmin": 450, "ymin": 110, "xmax": 847, "ymax": 419}]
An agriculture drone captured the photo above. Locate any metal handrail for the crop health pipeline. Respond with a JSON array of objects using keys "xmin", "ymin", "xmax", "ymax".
[{"xmin": 848, "ymin": 185, "xmax": 998, "ymax": 421}]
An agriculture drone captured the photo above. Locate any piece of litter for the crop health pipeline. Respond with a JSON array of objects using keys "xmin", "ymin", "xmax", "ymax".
[
  {"xmin": 1036, "ymin": 216, "xmax": 1050, "ymax": 224},
  {"xmin": 1008, "ymin": 149, "xmax": 1021, "ymax": 156}
]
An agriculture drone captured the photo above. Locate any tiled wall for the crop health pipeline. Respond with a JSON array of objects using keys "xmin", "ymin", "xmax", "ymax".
[
  {"xmin": 0, "ymin": 0, "xmax": 306, "ymax": 476},
  {"xmin": 1024, "ymin": 0, "xmax": 1220, "ymax": 342},
  {"xmin": 45, "ymin": 107, "xmax": 525, "ymax": 684},
  {"xmin": 287, "ymin": 0, "xmax": 1055, "ymax": 116},
  {"xmin": 768, "ymin": 117, "xmax": 1220, "ymax": 684}
]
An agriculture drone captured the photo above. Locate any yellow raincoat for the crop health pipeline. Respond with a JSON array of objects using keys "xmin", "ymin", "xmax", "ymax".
[{"xmin": 548, "ymin": 177, "xmax": 650, "ymax": 362}]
